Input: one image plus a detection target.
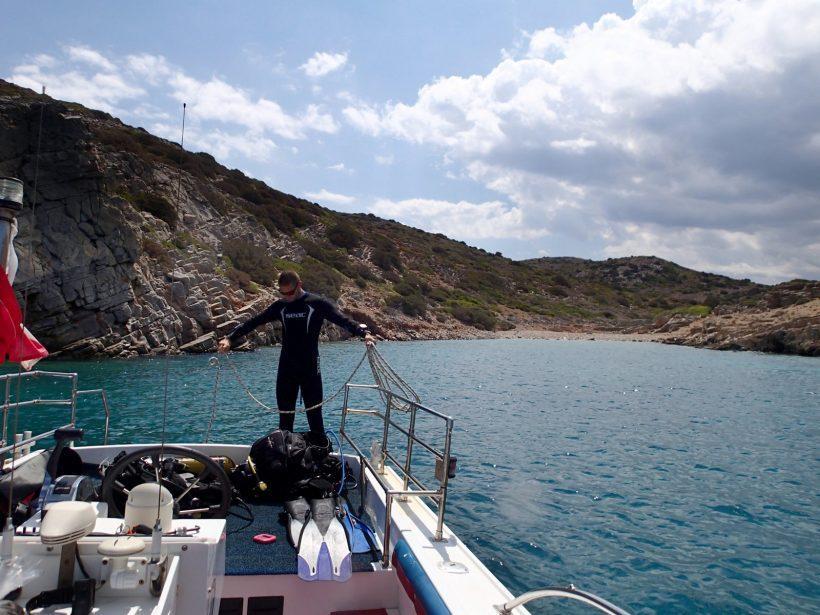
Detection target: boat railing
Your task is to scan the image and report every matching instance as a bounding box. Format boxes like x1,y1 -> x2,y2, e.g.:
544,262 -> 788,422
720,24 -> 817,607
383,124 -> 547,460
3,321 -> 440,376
496,586 -> 630,615
0,370 -> 112,457
339,383 -> 454,568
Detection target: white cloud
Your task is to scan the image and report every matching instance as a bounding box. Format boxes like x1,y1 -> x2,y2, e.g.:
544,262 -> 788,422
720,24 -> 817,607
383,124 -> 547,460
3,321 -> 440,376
300,52 -> 348,77
300,104 -> 338,134
131,103 -> 170,121
375,154 -> 394,165
344,0 -> 820,281
65,45 -> 115,71
196,130 -> 277,161
32,54 -> 56,68
342,104 -> 383,136
327,163 -> 347,172
6,45 -> 341,165
126,53 -> 172,85
369,197 -> 549,240
8,52 -> 144,112
167,73 -> 338,139
305,189 -> 356,205
550,137 -> 596,152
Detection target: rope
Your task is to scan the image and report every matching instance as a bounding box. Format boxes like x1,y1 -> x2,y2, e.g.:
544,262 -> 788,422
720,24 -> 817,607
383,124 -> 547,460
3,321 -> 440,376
203,356 -> 221,442
212,343 -> 420,424
367,346 -> 419,412
219,345 -> 371,414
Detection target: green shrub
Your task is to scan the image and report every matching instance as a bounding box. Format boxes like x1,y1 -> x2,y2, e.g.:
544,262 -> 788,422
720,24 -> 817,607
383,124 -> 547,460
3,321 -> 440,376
301,258 -> 344,299
403,293 -> 427,316
428,287 -> 451,303
553,274 -> 571,288
199,184 -> 230,215
301,239 -> 351,272
446,302 -> 497,330
672,304 -> 711,317
223,239 -> 278,285
141,238 -> 172,268
353,264 -> 377,281
394,276 -> 430,299
173,232 -> 194,249
371,236 -> 402,271
272,258 -> 303,275
327,220 -> 361,249
227,267 -> 256,292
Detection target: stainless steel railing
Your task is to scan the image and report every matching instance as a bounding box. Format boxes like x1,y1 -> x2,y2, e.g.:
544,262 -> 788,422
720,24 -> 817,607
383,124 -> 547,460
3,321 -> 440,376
0,370 -> 112,456
339,383 -> 454,568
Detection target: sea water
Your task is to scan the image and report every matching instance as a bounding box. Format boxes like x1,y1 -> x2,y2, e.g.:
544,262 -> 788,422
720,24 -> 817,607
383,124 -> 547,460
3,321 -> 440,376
3,339 -> 818,613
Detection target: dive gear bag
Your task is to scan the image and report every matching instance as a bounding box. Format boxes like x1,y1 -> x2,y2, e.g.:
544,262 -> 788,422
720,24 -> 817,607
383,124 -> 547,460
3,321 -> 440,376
232,429 -> 336,501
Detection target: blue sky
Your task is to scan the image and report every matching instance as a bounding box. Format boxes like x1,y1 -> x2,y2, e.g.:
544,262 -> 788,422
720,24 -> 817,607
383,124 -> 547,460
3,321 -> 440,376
2,0 -> 819,283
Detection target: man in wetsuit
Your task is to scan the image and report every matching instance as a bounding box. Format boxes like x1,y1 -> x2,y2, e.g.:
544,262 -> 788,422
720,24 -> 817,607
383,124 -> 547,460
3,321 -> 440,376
217,270 -> 375,435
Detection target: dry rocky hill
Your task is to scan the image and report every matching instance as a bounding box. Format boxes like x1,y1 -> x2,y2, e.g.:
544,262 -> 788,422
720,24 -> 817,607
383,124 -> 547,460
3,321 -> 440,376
0,81 -> 816,357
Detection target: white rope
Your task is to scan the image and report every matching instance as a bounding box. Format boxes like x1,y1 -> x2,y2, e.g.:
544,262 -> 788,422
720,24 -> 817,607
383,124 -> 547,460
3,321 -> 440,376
216,343 -> 420,418
368,346 -> 419,412
220,346 -> 371,414
203,356 -> 221,442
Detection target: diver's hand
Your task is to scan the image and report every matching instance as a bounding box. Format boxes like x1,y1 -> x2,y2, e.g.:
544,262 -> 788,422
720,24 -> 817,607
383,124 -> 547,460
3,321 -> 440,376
364,333 -> 377,347
218,338 -> 231,353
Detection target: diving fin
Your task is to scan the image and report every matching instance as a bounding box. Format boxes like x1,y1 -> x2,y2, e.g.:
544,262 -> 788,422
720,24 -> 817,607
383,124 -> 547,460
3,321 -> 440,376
340,502 -> 379,555
285,497 -> 310,547
296,498 -> 351,582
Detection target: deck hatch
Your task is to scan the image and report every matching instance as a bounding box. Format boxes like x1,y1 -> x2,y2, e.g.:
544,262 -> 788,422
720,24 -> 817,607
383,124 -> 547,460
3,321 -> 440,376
247,595 -> 284,615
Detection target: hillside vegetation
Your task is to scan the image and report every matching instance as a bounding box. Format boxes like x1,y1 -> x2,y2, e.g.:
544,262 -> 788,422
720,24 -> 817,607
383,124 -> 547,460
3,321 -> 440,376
1,80 -> 816,356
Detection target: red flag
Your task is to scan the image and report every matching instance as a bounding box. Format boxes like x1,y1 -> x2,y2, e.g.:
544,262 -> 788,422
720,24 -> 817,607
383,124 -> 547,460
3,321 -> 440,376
0,270 -> 47,369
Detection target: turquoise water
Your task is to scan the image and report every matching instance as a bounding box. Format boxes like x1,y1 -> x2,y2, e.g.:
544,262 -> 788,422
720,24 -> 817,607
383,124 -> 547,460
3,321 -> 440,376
3,339 -> 818,613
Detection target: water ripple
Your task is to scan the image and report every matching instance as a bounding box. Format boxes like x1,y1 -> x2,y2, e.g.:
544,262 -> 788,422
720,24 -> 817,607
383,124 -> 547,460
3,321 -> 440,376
7,340 -> 819,614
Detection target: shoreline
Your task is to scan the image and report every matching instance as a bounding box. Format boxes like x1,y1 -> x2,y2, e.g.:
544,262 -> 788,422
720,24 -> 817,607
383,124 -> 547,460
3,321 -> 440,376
483,328 -> 665,343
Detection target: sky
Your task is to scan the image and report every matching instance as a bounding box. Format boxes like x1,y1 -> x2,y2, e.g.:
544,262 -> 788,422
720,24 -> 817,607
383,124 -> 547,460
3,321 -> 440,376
2,0 -> 819,284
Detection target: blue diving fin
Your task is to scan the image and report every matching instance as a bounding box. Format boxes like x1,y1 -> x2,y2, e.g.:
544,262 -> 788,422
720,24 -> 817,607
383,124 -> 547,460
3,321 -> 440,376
340,502 -> 379,555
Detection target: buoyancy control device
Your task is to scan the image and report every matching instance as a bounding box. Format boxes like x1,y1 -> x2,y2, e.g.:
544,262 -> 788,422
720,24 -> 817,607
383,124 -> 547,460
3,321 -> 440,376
231,429 -> 349,501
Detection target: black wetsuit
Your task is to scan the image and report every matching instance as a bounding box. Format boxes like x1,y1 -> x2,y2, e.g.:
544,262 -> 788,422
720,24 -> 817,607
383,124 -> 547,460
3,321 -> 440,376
227,292 -> 367,434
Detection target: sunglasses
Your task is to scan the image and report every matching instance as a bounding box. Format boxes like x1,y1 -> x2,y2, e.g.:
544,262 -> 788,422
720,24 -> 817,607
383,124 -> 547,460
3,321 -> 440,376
278,287 -> 297,296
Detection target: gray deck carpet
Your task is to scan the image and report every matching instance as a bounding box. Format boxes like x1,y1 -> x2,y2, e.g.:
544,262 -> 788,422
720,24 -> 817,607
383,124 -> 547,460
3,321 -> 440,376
225,492 -> 380,576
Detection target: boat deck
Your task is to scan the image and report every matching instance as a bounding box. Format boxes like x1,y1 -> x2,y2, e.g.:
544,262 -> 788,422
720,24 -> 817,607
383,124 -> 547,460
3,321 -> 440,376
225,490 -> 382,576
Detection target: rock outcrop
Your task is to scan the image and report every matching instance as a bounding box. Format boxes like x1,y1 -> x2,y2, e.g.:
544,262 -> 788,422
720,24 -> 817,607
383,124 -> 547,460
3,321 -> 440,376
661,304 -> 818,356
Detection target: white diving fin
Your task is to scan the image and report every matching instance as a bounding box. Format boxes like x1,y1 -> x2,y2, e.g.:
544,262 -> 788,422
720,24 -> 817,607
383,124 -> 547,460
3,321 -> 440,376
291,497 -> 351,582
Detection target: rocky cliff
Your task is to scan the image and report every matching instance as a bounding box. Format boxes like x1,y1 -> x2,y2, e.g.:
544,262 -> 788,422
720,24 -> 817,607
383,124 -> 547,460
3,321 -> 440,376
1,81 -> 816,357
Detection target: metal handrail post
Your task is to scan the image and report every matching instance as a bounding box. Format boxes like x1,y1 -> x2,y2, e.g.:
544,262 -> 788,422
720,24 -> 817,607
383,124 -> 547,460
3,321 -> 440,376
380,391 -> 392,475
101,390 -> 111,445
69,374 -> 78,425
401,404 -> 417,495
434,418 -> 454,542
74,388 -> 113,445
2,377 -> 10,445
341,385 -> 367,516
382,493 -> 393,568
340,384 -> 350,436
357,451 -> 367,518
